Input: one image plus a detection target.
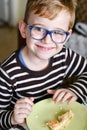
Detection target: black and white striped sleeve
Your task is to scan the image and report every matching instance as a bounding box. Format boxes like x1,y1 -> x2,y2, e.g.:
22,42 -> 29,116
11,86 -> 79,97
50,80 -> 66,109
0,67 -> 13,129
65,48 -> 87,105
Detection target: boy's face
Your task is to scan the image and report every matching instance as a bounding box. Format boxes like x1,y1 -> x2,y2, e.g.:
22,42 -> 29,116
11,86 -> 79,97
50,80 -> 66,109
19,10 -> 72,61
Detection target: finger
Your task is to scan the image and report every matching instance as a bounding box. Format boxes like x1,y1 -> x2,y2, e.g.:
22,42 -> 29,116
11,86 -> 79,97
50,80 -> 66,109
13,106 -> 33,124
68,96 -> 77,104
14,113 -> 27,124
29,97 -> 34,101
16,97 -> 34,106
54,91 -> 66,103
47,89 -> 56,94
53,89 -> 65,100
61,92 -> 72,103
14,107 -> 32,115
15,102 -> 33,113
23,97 -> 34,105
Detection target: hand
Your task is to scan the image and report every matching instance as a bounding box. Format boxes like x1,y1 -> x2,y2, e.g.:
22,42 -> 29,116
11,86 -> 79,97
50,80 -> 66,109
47,89 -> 78,104
11,97 -> 34,125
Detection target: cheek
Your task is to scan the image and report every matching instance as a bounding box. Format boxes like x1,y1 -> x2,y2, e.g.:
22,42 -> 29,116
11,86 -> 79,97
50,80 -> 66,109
26,29 -> 31,38
26,31 -> 32,44
56,44 -> 64,52
26,35 -> 36,51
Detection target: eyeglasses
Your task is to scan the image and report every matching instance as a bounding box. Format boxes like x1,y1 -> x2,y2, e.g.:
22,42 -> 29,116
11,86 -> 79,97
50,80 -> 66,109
28,25 -> 70,44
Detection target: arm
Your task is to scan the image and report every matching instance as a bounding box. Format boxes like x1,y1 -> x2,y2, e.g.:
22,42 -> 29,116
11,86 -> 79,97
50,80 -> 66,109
0,67 -> 14,129
0,67 -> 34,129
48,48 -> 87,105
67,71 -> 87,105
64,48 -> 87,105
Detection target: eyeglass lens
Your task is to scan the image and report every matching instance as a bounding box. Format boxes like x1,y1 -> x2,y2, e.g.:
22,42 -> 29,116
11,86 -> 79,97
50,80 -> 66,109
29,26 -> 69,43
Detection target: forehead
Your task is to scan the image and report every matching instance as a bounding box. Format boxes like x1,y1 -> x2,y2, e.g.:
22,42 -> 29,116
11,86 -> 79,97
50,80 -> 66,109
27,11 -> 71,30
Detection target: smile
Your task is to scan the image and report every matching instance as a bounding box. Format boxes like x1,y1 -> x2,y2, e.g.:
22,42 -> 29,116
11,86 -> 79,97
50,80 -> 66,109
36,45 -> 54,51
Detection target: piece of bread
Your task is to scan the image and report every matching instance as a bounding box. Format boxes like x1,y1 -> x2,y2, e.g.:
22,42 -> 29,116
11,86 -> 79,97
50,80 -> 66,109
47,110 -> 74,130
47,120 -> 60,130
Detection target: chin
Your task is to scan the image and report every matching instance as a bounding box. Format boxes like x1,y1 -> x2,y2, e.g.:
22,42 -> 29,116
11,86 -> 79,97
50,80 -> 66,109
38,53 -> 55,60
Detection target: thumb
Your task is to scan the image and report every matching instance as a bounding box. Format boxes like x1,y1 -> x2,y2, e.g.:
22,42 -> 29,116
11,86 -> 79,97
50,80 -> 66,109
47,89 -> 55,94
30,97 -> 34,102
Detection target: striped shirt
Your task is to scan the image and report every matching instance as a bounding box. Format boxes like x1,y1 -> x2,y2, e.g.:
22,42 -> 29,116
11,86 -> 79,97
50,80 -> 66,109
0,46 -> 87,129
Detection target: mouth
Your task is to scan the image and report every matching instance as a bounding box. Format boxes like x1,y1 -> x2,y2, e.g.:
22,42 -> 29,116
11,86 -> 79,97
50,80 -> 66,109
36,44 -> 54,51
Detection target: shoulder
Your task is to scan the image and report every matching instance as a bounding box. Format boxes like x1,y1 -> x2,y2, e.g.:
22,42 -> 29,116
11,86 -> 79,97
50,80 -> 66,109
0,51 -> 20,75
53,46 -> 86,65
63,46 -> 87,68
53,46 -> 73,60
1,51 -> 17,67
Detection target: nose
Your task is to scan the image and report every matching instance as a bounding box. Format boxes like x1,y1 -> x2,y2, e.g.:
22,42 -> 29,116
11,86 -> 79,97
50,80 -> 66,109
42,33 -> 53,44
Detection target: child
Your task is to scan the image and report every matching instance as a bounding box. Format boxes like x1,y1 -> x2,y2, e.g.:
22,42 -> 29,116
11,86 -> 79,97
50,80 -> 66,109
0,0 -> 87,129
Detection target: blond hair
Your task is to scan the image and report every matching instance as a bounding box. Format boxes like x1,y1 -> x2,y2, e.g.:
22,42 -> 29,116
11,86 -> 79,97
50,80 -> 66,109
24,0 -> 77,29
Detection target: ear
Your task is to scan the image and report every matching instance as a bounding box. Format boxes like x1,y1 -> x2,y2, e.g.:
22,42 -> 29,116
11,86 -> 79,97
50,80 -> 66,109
19,20 -> 27,38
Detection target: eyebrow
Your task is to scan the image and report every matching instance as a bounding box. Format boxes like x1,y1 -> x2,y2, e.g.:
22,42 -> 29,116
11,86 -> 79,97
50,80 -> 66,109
29,23 -> 68,32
